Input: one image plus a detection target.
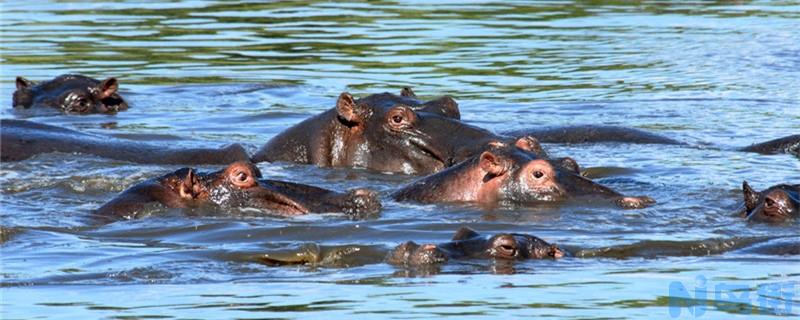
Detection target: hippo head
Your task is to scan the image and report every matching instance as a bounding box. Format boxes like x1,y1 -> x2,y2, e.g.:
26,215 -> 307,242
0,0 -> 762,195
452,227 -> 565,260
14,76 -> 128,114
60,77 -> 127,114
201,162 -> 381,216
475,141 -> 653,208
386,227 -> 565,267
742,181 -> 799,223
333,92 -> 493,174
485,233 -> 565,259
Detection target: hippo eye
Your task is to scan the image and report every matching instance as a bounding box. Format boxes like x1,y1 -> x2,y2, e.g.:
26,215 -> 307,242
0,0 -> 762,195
236,172 -> 248,182
229,169 -> 256,188
387,107 -> 416,129
74,98 -> 90,111
764,197 -> 775,208
532,170 -> 544,179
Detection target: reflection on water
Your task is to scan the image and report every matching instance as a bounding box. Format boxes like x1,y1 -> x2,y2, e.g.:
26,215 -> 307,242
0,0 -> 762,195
1,0 -> 799,319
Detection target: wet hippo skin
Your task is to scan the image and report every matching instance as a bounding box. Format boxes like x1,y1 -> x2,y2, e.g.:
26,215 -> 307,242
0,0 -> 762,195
252,90 -> 501,175
1,119 -> 248,164
508,126 -> 799,157
741,181 -> 799,223
13,74 -> 128,114
504,125 -> 684,145
392,139 -> 655,209
387,227 -> 565,267
739,134 -> 800,157
96,161 -> 381,220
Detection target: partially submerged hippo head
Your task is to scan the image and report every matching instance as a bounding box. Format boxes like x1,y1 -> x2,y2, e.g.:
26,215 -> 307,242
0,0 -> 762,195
13,74 -> 128,114
392,140 -> 654,209
253,89 -> 499,175
204,162 -> 381,216
96,161 -> 381,220
742,181 -> 799,223
387,227 -> 565,267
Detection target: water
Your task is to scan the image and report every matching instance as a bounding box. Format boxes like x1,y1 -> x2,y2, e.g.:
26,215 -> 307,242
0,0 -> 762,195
1,1 -> 799,319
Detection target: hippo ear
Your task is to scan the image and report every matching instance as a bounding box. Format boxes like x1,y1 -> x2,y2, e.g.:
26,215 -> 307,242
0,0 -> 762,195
556,157 -> 580,174
177,168 -> 199,200
400,87 -> 417,98
743,181 -> 759,211
479,151 -> 507,176
95,77 -> 119,99
421,96 -> 460,119
515,136 -> 547,158
452,227 -> 481,241
16,77 -> 33,90
336,92 -> 362,123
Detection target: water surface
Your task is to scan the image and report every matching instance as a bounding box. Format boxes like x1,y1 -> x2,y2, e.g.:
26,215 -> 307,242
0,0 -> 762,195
1,1 -> 799,319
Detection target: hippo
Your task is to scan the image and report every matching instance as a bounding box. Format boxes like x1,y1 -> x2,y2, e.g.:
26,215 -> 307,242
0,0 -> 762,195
741,181 -> 799,223
508,127 -> 799,157
253,87 -> 719,175
96,161 -> 381,219
252,90 -> 503,175
392,139 -> 655,209
13,74 -> 128,114
739,134 -> 800,157
504,125 -> 684,145
1,119 -> 248,164
386,227 -> 565,267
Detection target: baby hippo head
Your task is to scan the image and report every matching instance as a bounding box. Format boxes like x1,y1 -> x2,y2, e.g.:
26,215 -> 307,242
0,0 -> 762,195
486,233 -> 565,260
14,75 -> 128,114
742,181 -> 799,223
61,77 -> 127,114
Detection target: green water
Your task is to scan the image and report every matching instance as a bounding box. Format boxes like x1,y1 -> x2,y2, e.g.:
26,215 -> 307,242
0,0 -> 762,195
1,1 -> 799,319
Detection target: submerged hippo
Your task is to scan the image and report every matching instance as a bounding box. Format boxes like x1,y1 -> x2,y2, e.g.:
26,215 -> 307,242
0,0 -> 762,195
252,90 -> 502,175
97,161 -> 381,219
504,125 -> 683,145
1,119 -> 248,164
741,181 -> 799,223
392,139 -> 655,209
387,227 -> 565,267
739,134 -> 800,157
13,74 -> 128,114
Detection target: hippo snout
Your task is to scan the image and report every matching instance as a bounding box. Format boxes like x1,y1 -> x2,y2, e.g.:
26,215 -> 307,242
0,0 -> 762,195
341,188 -> 382,219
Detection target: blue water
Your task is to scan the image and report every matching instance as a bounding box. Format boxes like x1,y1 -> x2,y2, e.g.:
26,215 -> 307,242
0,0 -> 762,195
1,1 -> 799,319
